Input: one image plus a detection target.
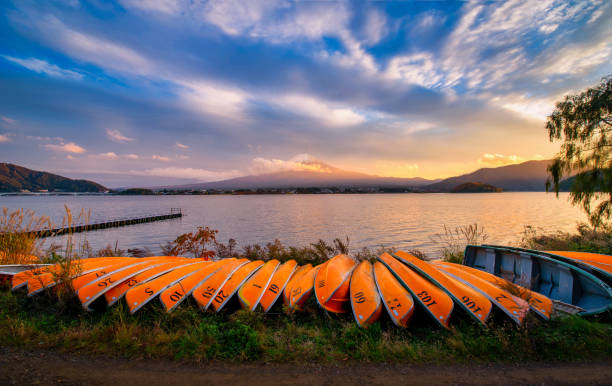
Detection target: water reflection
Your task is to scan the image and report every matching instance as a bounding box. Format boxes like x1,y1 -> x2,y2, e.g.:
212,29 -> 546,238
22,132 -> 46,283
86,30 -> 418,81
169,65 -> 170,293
0,193 -> 585,258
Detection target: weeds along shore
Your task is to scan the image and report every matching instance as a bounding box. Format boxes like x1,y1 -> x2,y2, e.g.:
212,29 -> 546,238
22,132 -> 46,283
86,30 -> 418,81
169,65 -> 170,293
1,207 -> 611,363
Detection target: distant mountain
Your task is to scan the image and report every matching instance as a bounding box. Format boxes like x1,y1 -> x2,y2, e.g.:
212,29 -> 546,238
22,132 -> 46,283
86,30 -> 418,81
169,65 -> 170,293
161,160 -> 439,191
425,160 -> 552,192
451,182 -> 503,193
0,163 -> 107,192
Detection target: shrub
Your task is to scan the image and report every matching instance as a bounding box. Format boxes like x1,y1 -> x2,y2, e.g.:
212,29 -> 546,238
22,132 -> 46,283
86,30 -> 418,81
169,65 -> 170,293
520,223 -> 612,254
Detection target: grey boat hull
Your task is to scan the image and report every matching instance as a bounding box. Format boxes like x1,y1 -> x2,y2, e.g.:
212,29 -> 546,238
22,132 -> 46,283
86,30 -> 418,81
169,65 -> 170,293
463,245 -> 612,316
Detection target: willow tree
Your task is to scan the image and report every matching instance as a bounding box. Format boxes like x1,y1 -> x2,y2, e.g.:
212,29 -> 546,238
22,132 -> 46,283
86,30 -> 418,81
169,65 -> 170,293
546,75 -> 612,227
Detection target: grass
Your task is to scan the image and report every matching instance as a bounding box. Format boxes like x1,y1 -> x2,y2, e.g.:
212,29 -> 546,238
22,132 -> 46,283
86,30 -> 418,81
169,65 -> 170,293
0,287 -> 610,363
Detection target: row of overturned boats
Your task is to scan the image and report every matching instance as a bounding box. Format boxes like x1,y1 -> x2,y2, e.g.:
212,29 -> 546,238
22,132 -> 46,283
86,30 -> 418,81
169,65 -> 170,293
2,245 -> 611,328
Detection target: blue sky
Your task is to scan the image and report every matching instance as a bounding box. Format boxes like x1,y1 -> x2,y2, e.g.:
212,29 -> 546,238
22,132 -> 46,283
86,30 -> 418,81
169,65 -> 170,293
0,0 -> 610,187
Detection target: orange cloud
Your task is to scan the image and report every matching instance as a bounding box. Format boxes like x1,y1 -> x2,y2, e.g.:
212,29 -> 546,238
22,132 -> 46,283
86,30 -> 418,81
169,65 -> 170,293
44,141 -> 86,154
477,153 -> 523,166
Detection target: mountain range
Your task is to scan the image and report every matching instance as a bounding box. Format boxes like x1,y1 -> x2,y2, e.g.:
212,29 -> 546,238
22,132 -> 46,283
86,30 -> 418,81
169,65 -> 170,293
0,163 -> 107,193
161,159 -> 555,192
163,160 -> 438,191
1,159 -> 562,193
424,160 -> 553,192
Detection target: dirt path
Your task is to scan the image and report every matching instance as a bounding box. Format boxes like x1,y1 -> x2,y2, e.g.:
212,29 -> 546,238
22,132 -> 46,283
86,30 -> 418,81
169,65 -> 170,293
1,347 -> 610,385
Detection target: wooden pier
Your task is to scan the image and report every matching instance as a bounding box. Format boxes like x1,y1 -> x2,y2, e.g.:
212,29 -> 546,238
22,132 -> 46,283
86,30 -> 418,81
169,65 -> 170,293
34,208 -> 182,238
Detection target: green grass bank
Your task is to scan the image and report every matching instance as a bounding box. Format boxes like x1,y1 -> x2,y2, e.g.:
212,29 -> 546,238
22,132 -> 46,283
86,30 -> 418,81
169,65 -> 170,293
1,286 -> 610,364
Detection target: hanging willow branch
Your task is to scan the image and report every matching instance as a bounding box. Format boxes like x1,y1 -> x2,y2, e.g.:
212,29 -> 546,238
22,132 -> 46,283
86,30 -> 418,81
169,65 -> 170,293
546,75 -> 612,227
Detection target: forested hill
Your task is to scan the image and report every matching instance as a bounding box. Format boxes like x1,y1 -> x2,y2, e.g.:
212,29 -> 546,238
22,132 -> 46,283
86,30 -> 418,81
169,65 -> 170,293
425,160 -> 552,192
0,163 -> 107,192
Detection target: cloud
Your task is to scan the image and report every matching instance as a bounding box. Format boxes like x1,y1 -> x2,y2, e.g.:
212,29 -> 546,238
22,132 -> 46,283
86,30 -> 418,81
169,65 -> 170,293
477,153 -> 524,167
1,115 -> 16,124
248,154 -> 333,174
27,135 -> 64,141
203,0 -> 283,37
276,94 -> 366,127
106,128 -> 134,143
152,155 -> 171,161
2,55 -> 83,79
140,167 -> 242,182
440,0 -> 600,90
44,141 -> 86,153
0,134 -> 11,143
361,9 -> 388,46
179,80 -> 248,119
125,154 -> 139,159
529,40 -> 612,79
119,0 -> 181,15
493,93 -> 558,121
26,16 -> 152,76
385,53 -> 444,88
175,142 -> 189,149
90,152 -> 119,160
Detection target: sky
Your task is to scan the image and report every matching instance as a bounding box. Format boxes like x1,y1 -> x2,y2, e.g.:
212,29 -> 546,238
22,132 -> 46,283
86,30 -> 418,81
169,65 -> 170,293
0,0 -> 611,188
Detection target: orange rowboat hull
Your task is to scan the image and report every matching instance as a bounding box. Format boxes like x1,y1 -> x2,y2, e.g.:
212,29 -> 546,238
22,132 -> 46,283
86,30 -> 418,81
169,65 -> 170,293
350,261 -> 382,327
125,261 -> 210,313
259,260 -> 298,312
210,260 -> 264,312
238,259 -> 280,311
289,263 -> 326,311
373,261 -> 414,328
105,261 -> 194,306
77,258 -> 171,310
314,254 -> 356,313
159,261 -> 226,312
432,261 -> 529,325
192,259 -> 249,310
283,264 -> 312,306
393,251 -> 492,327
378,253 -> 453,329
438,262 -> 552,320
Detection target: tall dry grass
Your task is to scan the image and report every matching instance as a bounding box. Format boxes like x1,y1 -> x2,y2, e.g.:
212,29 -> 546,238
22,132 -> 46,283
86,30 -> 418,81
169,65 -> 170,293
429,223 -> 488,263
0,206 -> 94,302
0,208 -> 51,264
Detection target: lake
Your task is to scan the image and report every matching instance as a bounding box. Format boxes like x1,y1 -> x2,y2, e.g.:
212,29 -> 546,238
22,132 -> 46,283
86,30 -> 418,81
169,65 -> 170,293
0,193 -> 585,258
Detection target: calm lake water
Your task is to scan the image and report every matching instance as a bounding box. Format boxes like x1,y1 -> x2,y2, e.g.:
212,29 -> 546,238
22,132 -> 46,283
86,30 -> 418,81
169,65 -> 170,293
0,193 -> 585,258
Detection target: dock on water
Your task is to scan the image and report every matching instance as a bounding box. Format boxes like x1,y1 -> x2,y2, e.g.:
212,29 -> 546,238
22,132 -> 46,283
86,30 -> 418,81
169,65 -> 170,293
34,208 -> 182,238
